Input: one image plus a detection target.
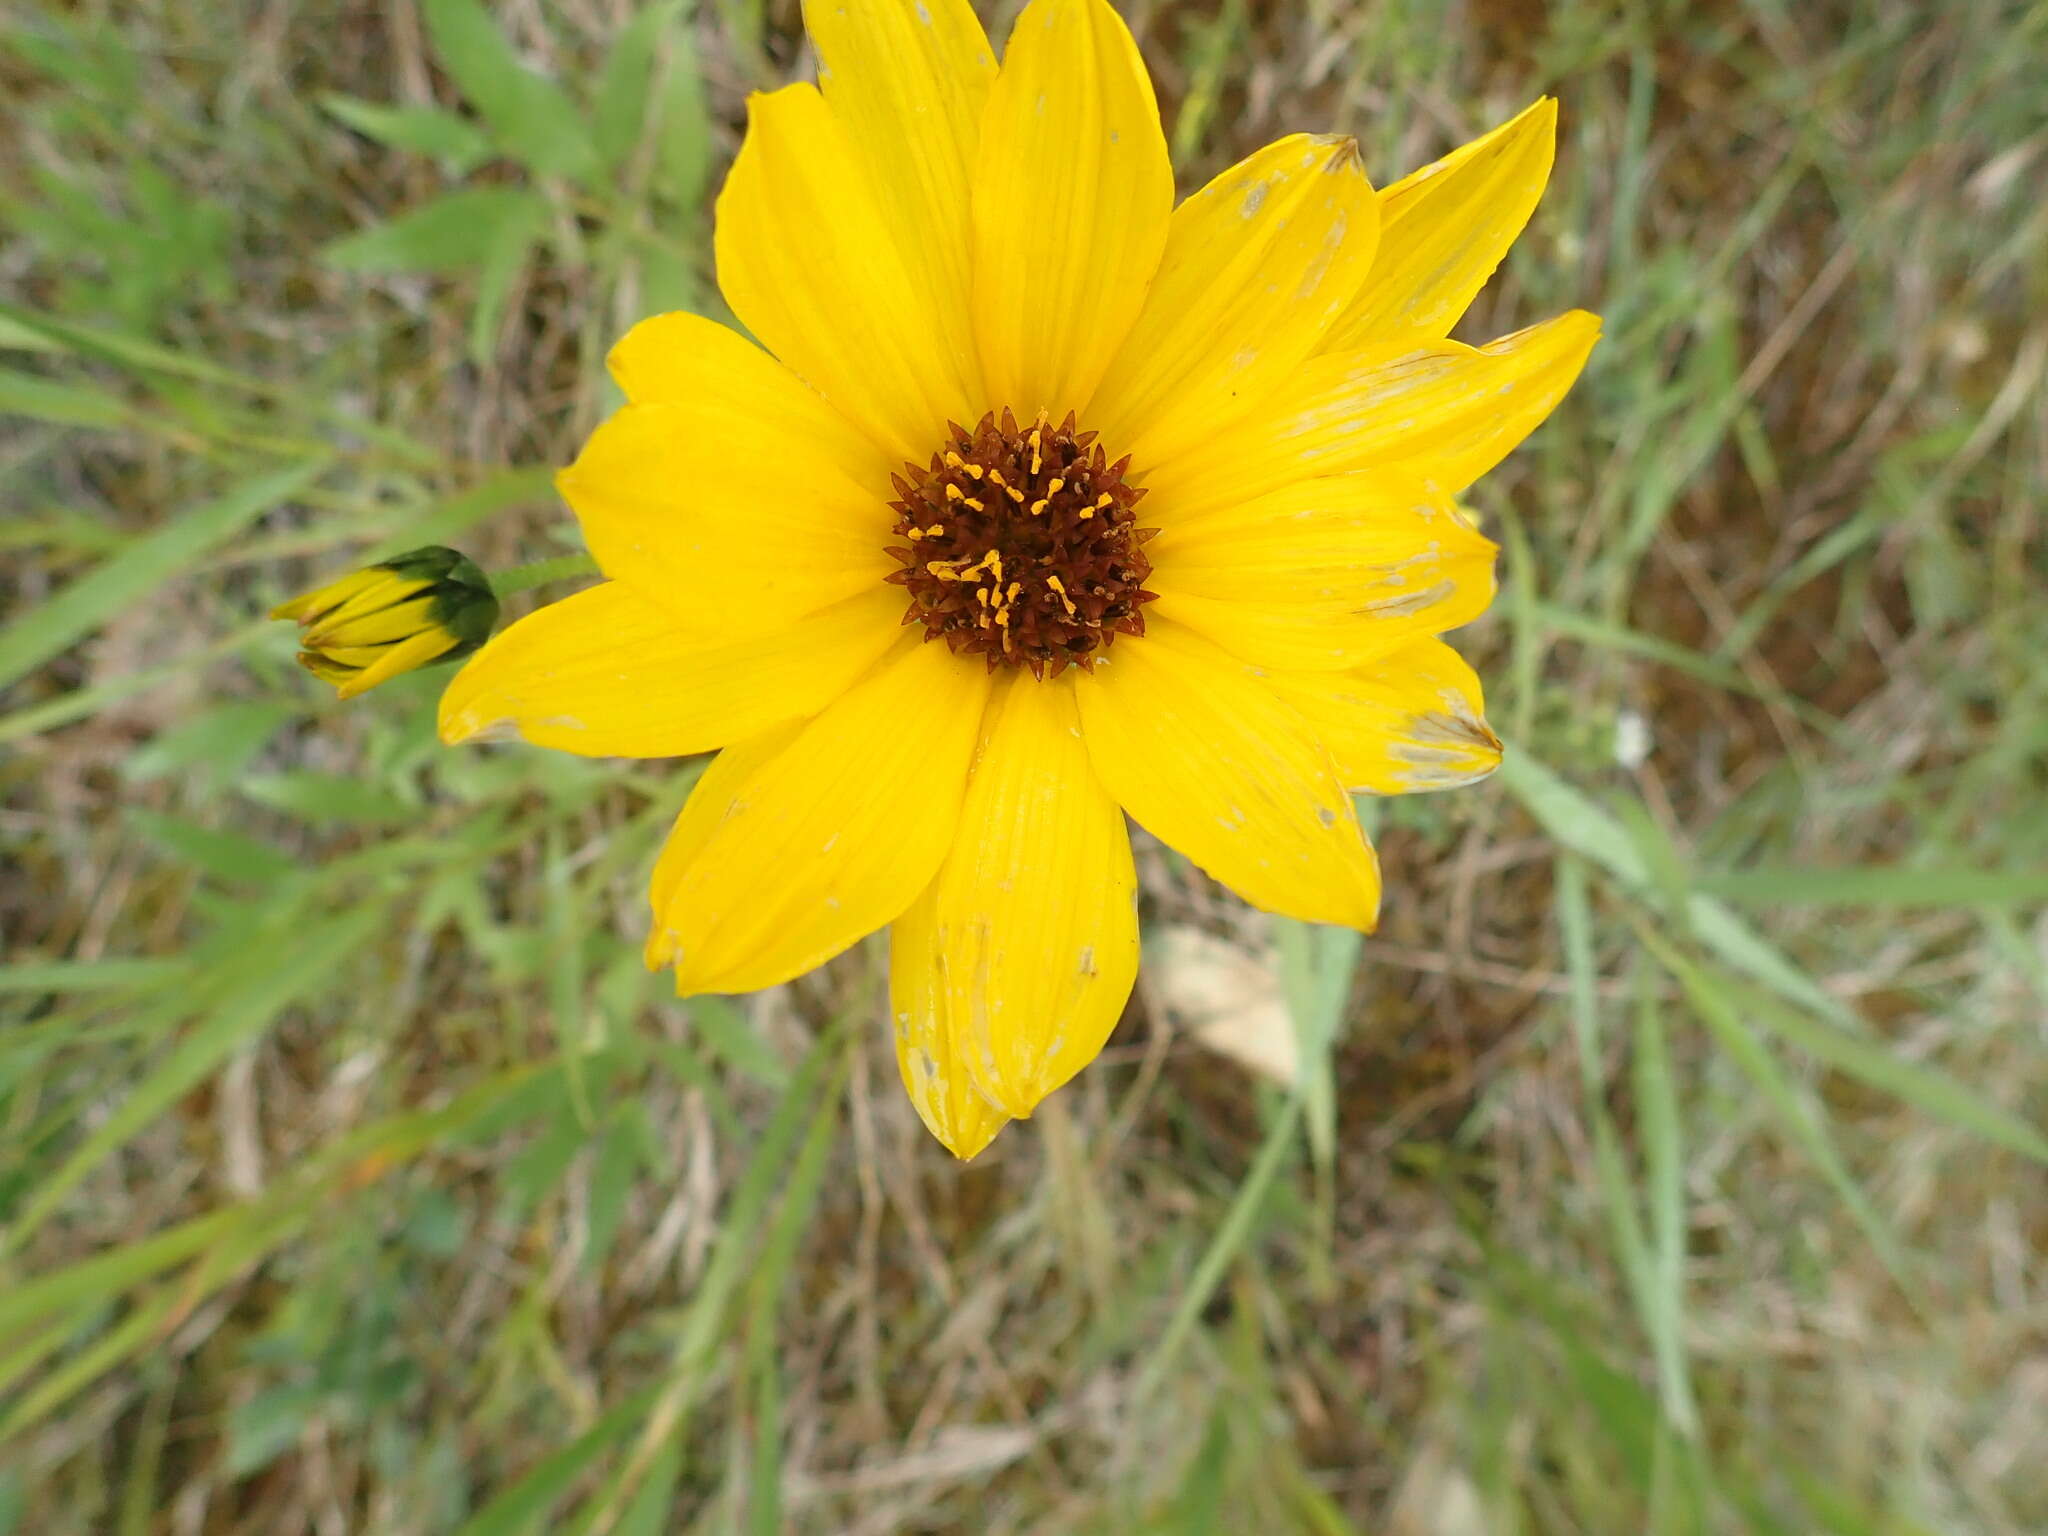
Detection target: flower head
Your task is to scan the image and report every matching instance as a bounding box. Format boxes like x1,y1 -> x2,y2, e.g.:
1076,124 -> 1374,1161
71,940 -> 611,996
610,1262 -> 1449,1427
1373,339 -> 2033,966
439,0 -> 1598,1158
275,546 -> 498,700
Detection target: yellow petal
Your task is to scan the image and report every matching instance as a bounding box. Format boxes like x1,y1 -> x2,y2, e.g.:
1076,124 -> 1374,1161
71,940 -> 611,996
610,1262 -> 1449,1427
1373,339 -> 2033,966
645,721 -> 806,969
1269,639 -> 1502,794
971,0 -> 1172,417
888,914 -> 1012,1158
315,644 -> 403,668
604,312 -> 893,491
1076,621 -> 1379,928
1088,134 -> 1381,470
559,401 -> 895,645
1149,476 -> 1498,661
334,627 -> 458,700
1151,469 -> 1453,563
310,594 -> 438,649
1322,97 -> 1557,352
1149,494 -> 1498,672
284,568 -> 430,631
890,674 -> 1138,1141
1144,310 -> 1600,517
437,581 -> 903,757
650,638 -> 992,995
805,0 -> 995,407
272,566 -> 421,624
298,653 -> 356,688
1150,570 -> 1491,673
715,83 -> 977,464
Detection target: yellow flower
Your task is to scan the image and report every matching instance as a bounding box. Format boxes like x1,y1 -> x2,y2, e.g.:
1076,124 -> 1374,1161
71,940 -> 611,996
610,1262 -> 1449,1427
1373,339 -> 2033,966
438,0 -> 1598,1158
274,546 -> 498,700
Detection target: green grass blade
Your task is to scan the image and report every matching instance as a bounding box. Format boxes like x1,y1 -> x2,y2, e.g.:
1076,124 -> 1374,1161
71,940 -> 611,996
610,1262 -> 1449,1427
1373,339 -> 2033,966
0,457 -> 327,692
1722,970 -> 2048,1164
0,1207 -> 247,1338
1556,857 -> 1655,1377
472,1027 -> 847,1536
1497,749 -> 1858,1027
0,959 -> 182,995
1696,865 -> 2048,907
1632,973 -> 1699,1437
1136,1095 -> 1303,1404
1,904 -> 380,1252
453,1385 -> 664,1536
1632,922 -> 1923,1307
0,301 -> 258,390
741,1057 -> 839,1536
1273,917 -> 1361,1173
0,366 -> 131,428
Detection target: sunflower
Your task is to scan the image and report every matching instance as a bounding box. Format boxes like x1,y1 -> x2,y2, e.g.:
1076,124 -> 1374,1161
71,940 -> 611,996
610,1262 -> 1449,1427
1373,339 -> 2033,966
438,0 -> 1598,1158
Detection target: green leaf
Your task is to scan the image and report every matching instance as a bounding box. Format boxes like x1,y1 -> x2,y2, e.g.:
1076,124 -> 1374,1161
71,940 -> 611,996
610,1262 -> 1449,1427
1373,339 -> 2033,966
467,197 -> 539,363
687,997 -> 789,1088
123,699 -> 297,793
590,2 -> 677,172
583,1109 -> 648,1273
224,1384 -> 322,1476
503,1113 -> 590,1214
320,94 -> 493,173
324,187 -> 548,276
650,20 -> 713,208
127,808 -> 296,884
238,773 -> 415,826
0,458 -> 328,693
420,0 -> 599,183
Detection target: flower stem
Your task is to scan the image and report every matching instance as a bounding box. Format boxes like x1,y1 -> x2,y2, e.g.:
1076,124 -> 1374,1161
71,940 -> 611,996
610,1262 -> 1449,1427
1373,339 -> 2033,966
489,552 -> 599,596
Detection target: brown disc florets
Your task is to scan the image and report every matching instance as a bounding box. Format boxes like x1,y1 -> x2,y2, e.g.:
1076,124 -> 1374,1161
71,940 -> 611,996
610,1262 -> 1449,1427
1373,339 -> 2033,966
885,409 -> 1159,678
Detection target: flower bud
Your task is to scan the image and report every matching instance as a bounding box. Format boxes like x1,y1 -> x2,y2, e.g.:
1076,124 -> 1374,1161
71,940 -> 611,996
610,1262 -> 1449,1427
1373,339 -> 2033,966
272,546 -> 499,700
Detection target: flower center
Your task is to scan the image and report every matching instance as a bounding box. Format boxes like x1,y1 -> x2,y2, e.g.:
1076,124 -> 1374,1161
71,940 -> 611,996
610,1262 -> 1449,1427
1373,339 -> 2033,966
884,409 -> 1159,678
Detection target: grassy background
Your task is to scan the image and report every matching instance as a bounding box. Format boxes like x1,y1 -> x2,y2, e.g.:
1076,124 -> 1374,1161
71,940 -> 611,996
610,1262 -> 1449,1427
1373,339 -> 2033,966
4,0 -> 2046,1530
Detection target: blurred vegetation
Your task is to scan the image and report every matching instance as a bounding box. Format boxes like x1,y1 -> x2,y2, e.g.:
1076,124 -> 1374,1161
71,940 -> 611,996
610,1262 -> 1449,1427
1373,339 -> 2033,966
3,0 -> 2045,1531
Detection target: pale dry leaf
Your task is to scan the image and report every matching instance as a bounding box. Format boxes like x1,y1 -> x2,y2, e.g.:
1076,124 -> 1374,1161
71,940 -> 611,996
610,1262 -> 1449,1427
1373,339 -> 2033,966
1388,1440 -> 1490,1536
1149,923 -> 1298,1086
